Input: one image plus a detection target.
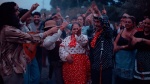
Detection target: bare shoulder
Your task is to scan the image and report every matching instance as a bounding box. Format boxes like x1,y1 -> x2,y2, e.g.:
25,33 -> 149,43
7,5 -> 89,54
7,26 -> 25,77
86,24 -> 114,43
131,28 -> 138,36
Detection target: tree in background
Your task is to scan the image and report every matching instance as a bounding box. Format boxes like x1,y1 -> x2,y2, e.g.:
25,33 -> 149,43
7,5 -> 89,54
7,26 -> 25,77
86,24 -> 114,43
49,0 -> 150,22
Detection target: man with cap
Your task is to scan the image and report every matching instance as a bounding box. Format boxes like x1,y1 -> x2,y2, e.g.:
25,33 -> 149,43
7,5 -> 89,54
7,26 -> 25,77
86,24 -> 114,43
42,19 -> 68,84
42,20 -> 64,49
65,15 -> 70,23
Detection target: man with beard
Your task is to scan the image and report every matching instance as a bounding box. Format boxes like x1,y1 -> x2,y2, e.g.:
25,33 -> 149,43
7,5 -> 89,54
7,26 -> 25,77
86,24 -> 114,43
19,8 -> 41,84
30,12 -> 42,32
29,12 -> 43,74
0,2 -> 58,84
88,3 -> 114,84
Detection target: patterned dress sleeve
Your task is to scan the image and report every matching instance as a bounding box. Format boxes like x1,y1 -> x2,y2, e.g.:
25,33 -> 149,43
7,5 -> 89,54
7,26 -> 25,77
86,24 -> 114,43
59,37 -> 69,61
4,26 -> 43,43
76,34 -> 88,47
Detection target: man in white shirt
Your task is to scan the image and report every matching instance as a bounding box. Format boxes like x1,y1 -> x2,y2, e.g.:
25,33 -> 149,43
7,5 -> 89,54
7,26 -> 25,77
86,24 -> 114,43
42,19 -> 68,84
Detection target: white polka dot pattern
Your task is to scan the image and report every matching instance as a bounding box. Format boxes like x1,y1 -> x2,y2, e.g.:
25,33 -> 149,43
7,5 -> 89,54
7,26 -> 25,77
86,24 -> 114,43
59,34 -> 88,61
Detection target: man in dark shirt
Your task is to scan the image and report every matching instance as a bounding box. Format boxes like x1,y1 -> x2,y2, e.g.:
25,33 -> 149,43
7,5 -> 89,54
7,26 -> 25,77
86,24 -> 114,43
88,5 -> 114,84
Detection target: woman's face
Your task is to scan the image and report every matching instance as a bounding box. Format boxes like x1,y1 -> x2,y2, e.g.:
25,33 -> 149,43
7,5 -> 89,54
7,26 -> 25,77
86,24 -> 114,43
77,16 -> 83,25
143,18 -> 150,32
14,4 -> 20,18
72,24 -> 80,35
125,18 -> 134,29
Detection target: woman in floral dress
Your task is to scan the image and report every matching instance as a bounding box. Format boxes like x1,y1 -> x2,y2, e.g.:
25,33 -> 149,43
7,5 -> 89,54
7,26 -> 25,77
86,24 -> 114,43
59,23 -> 90,84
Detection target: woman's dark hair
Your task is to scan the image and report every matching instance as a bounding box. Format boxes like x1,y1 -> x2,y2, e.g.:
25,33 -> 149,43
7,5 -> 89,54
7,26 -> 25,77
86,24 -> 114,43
0,2 -> 20,31
128,16 -> 136,23
127,16 -> 136,26
70,22 -> 81,30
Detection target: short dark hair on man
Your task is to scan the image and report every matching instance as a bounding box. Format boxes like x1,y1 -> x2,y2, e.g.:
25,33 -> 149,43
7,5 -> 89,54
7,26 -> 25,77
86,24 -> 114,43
32,12 -> 41,17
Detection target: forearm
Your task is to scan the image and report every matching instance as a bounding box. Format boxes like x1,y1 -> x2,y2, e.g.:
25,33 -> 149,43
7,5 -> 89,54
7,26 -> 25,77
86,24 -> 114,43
42,36 -> 57,49
120,45 -> 128,49
142,38 -> 150,46
43,29 -> 62,49
20,10 -> 33,23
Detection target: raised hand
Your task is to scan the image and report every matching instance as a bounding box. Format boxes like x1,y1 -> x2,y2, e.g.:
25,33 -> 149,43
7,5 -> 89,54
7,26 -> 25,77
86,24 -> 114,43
20,3 -> 39,23
46,26 -> 58,35
91,2 -> 101,17
56,6 -> 61,13
52,12 -> 62,20
60,21 -> 68,31
30,3 -> 39,11
84,7 -> 92,17
87,7 -> 92,14
85,14 -> 93,25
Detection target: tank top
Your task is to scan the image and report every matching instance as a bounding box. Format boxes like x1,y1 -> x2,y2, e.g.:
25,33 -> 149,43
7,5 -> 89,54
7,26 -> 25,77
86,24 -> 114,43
117,30 -> 129,46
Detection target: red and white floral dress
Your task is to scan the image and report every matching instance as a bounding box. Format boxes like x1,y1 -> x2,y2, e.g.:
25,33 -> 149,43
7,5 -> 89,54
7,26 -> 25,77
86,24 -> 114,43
59,34 -> 90,84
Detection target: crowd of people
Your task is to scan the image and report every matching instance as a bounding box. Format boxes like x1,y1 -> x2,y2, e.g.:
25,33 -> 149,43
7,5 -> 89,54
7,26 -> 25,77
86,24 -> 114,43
0,1 -> 150,84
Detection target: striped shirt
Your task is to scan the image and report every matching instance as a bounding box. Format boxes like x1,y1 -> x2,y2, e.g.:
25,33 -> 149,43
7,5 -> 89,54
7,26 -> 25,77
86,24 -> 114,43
0,25 -> 43,76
